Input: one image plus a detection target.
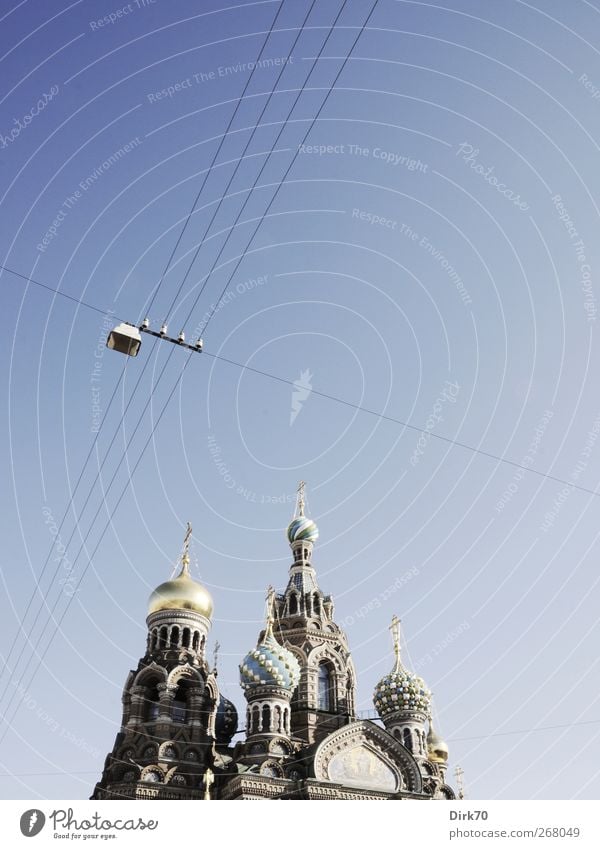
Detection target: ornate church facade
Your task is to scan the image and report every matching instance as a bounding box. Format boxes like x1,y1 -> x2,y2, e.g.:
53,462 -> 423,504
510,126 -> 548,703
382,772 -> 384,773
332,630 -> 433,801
92,486 -> 456,801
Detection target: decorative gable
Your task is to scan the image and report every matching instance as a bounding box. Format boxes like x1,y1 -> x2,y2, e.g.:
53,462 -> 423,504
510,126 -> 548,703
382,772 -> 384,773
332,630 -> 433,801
312,720 -> 423,794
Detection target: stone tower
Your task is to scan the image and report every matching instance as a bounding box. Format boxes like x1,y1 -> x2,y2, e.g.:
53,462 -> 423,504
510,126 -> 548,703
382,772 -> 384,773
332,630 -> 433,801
234,587 -> 301,774
92,524 -> 219,800
373,615 -> 453,798
273,482 -> 357,745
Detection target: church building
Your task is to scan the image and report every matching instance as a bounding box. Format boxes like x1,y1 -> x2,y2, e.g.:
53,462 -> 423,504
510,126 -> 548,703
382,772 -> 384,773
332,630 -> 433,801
92,485 -> 456,800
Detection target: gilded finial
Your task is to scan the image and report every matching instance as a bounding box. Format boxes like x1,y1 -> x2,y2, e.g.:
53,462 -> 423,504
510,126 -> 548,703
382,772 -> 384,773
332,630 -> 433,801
295,480 -> 306,518
180,521 -> 192,574
455,765 -> 465,799
203,767 -> 214,800
390,615 -> 402,672
265,585 -> 276,637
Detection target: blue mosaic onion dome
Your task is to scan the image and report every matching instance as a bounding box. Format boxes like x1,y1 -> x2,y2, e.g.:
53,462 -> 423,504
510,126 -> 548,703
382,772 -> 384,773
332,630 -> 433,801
215,695 -> 238,745
240,630 -> 300,692
287,516 -> 319,545
373,666 -> 432,718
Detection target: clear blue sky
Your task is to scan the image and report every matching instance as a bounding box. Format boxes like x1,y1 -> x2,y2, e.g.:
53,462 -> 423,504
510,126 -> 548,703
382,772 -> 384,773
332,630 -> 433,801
1,0 -> 600,800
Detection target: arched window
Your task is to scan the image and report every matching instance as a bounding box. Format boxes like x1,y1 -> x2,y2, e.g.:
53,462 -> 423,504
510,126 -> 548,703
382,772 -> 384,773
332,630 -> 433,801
159,627 -> 167,649
289,594 -> 298,615
403,728 -> 413,752
318,663 -> 333,711
170,626 -> 179,648
274,705 -> 282,733
192,631 -> 199,651
252,705 -> 260,734
313,593 -> 320,615
346,673 -> 354,715
172,682 -> 189,723
143,681 -> 160,721
182,628 -> 190,649
262,704 -> 271,732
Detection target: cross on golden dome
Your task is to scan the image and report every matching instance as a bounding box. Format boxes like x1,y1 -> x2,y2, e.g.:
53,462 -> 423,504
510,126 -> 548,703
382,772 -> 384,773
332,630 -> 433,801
181,521 -> 192,572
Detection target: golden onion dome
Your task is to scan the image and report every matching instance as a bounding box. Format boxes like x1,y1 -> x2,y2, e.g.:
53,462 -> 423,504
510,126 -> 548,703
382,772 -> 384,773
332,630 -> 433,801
148,557 -> 213,619
427,722 -> 449,764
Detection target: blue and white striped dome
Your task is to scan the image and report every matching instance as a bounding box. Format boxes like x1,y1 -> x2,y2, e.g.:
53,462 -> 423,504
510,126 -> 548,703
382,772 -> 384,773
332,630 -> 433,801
287,516 -> 319,544
240,632 -> 300,692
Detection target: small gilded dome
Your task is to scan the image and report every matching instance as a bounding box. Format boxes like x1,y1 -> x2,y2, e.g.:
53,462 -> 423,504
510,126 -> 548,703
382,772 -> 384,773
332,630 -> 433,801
287,516 -> 319,544
215,695 -> 238,745
374,667 -> 431,718
148,566 -> 213,619
427,723 -> 449,764
240,630 -> 300,692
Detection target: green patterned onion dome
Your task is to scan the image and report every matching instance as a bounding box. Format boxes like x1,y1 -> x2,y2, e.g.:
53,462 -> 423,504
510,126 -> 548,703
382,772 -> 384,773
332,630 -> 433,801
287,516 -> 319,544
373,668 -> 431,718
240,632 -> 300,692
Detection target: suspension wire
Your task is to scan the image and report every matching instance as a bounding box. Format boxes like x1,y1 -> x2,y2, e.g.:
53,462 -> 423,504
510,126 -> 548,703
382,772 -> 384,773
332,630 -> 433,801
185,0 -> 360,340
0,264 -> 134,690
204,353 -> 600,496
3,262 -> 600,500
0,2 -> 288,694
0,353 -> 193,747
8,4 -> 593,732
0,0 -> 349,718
143,0 -> 287,323
0,0 -> 326,707
198,0 -> 378,338
3,716 -> 600,777
0,1 -> 360,740
0,366 -> 131,640
1,264 -> 116,317
152,0 -> 321,332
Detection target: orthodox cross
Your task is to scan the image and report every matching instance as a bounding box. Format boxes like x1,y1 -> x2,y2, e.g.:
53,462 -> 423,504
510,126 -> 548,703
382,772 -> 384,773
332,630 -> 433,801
265,585 -> 276,633
181,521 -> 192,571
455,765 -> 465,799
390,614 -> 402,669
296,480 -> 306,517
